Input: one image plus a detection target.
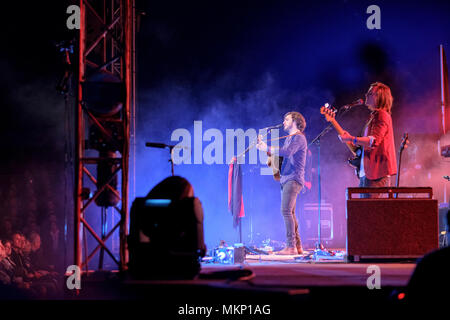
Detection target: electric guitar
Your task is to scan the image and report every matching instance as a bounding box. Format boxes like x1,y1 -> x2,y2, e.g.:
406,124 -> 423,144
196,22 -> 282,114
320,104 -> 362,177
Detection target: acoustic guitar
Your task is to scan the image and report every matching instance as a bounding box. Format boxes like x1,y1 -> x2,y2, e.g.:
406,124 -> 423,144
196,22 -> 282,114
267,153 -> 283,181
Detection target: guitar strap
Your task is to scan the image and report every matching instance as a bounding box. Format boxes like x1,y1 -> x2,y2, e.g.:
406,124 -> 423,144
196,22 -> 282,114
359,111 -> 376,137
360,113 -> 375,137
261,131 -> 303,143
233,131 -> 303,163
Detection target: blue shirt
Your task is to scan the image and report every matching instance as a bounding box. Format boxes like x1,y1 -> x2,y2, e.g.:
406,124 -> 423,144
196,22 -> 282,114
278,133 -> 307,187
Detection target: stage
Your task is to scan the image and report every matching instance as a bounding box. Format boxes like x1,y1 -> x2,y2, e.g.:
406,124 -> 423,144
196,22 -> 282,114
203,257 -> 415,288
68,252 -> 417,311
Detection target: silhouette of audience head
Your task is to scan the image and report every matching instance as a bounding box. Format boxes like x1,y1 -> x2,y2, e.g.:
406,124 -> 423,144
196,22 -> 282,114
2,240 -> 12,257
29,232 -> 41,252
0,241 -> 5,260
405,209 -> 450,304
12,233 -> 24,251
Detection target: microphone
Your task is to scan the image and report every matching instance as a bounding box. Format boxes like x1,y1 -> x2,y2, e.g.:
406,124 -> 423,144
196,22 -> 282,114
145,142 -> 189,150
263,124 -> 283,130
145,142 -> 174,149
342,98 -> 364,110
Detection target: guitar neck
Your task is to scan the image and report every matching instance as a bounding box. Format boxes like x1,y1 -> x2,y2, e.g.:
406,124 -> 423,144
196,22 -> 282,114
329,118 -> 345,135
330,119 -> 357,155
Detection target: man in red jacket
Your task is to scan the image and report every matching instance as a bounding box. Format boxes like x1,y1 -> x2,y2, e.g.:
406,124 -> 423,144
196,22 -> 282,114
339,82 -> 397,198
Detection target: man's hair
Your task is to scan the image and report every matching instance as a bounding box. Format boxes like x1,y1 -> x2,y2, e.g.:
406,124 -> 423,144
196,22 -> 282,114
370,82 -> 393,114
284,111 -> 306,132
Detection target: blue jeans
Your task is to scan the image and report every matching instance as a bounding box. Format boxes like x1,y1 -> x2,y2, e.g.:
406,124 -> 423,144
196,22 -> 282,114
359,176 -> 390,198
280,180 -> 302,248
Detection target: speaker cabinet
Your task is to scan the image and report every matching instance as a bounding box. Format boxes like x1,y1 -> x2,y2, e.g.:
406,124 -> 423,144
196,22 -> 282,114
302,202 -> 334,242
346,187 -> 439,261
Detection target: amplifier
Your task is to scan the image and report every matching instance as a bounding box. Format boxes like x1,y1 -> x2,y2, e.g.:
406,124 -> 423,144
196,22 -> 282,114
302,202 -> 333,241
346,187 -> 439,261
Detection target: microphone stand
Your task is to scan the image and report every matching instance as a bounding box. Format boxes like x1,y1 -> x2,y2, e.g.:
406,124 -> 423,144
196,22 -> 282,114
230,128 -> 274,245
309,125 -> 332,257
169,145 -> 175,176
229,126 -> 279,246
145,142 -> 177,176
308,105 -> 354,259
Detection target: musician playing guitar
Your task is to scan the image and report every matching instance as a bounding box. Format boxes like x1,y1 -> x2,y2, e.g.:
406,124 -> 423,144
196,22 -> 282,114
256,112 -> 307,255
338,82 -> 397,198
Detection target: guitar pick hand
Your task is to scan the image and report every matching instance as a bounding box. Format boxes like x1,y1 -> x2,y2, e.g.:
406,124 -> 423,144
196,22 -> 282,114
256,134 -> 268,152
338,131 -> 354,143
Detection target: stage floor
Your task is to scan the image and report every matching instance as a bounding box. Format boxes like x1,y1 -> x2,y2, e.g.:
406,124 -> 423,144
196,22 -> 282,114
201,257 -> 416,287
65,254 -> 419,310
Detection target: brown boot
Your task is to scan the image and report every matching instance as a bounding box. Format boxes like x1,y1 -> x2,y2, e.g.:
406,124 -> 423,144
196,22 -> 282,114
296,246 -> 304,255
275,247 -> 298,255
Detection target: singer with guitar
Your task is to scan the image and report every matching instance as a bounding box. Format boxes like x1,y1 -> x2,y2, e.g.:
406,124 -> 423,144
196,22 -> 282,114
256,112 -> 307,255
338,82 -> 397,198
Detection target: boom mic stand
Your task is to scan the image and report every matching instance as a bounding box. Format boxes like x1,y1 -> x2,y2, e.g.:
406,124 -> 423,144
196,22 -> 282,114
309,125 -> 332,257
308,105 -> 353,259
56,38 -> 75,272
230,128 -> 273,245
145,142 -> 178,176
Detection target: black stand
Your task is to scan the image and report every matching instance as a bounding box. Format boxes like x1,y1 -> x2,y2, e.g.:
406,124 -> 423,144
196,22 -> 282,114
309,126 -> 332,257
230,128 -> 273,247
145,142 -> 177,176
98,207 -> 107,269
246,166 -> 258,246
234,155 -> 245,244
56,39 -> 75,272
394,133 -> 409,198
308,105 -> 353,259
239,217 -> 242,244
395,133 -> 409,188
169,145 -> 175,176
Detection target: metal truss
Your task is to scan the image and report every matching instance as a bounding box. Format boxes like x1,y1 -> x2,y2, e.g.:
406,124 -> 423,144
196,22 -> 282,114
75,0 -> 135,271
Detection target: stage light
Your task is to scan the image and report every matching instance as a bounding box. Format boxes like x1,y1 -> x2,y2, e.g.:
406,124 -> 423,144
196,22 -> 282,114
88,121 -> 124,153
128,195 -> 206,279
81,187 -> 91,200
83,74 -> 124,148
212,244 -> 245,264
94,150 -> 120,208
82,71 -> 124,117
82,71 -> 125,208
145,199 -> 172,207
